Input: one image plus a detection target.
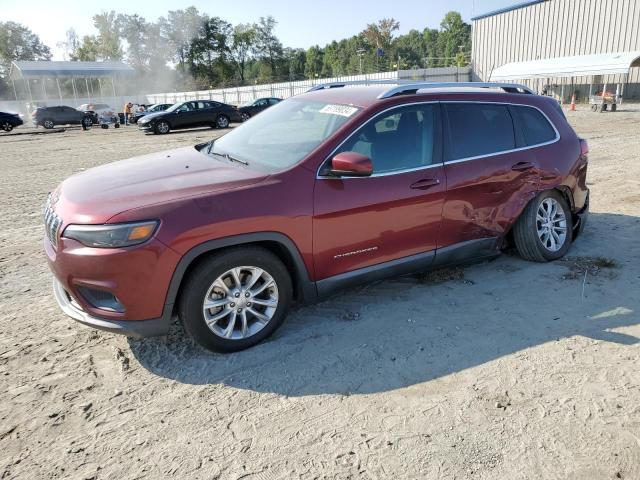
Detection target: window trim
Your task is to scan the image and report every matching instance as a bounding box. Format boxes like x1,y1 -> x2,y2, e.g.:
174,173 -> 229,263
317,101 -> 442,179
317,100 -> 560,179
441,101 -> 560,166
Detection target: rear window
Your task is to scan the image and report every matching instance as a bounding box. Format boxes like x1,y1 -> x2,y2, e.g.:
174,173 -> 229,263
444,103 -> 515,160
513,106 -> 557,146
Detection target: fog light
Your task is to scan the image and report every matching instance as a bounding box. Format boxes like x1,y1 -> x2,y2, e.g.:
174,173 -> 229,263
77,287 -> 125,313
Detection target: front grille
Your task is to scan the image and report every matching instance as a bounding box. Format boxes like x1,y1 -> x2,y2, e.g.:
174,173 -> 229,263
43,194 -> 62,248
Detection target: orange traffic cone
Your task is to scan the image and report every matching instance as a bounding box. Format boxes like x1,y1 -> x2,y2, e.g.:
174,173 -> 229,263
570,93 -> 576,111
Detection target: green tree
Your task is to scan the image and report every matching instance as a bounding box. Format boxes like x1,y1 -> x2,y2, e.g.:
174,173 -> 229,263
92,11 -> 123,60
253,16 -> 283,79
0,21 -> 51,77
161,7 -> 207,71
438,11 -> 471,66
395,29 -> 426,69
187,17 -> 233,87
117,14 -> 149,68
230,24 -> 256,84
305,45 -> 324,78
75,35 -> 100,61
57,28 -> 80,61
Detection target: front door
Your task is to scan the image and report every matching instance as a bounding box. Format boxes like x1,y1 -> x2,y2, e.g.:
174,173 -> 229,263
313,103 -> 446,280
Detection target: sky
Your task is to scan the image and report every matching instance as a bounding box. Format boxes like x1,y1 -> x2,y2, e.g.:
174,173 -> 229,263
1,0 -> 518,60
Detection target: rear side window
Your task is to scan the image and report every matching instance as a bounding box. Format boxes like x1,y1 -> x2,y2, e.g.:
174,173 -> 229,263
513,106 -> 557,146
444,103 -> 515,160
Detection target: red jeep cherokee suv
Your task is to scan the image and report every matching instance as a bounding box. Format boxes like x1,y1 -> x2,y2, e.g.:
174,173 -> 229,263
44,81 -> 589,352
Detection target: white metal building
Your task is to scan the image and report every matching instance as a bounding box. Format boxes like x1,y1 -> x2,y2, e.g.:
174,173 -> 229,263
471,0 -> 640,100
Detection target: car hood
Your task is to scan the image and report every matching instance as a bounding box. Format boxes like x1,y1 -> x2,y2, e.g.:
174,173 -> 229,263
138,111 -> 166,122
55,146 -> 268,224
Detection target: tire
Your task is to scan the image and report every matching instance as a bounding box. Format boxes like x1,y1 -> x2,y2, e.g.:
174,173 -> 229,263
114,123 -> 120,129
241,112 -> 250,122
155,120 -> 170,134
43,119 -> 55,129
611,104 -> 617,112
590,104 -> 598,112
2,122 -> 13,132
179,247 -> 293,353
513,190 -> 573,262
81,117 -> 92,130
101,124 -> 108,129
215,115 -> 230,129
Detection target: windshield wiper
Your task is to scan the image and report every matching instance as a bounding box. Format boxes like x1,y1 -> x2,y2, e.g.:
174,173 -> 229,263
225,153 -> 249,166
207,149 -> 249,166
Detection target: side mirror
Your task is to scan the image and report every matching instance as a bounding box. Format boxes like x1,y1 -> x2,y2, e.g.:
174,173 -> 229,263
330,151 -> 373,177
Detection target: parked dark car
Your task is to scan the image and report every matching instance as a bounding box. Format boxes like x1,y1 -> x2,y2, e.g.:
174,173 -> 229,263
45,81 -> 589,353
130,103 -> 173,124
238,97 -> 281,121
0,111 -> 24,132
33,106 -> 91,129
138,100 -> 241,134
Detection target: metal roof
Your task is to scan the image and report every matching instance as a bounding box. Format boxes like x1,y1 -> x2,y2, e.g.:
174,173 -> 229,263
489,51 -> 640,80
471,0 -> 547,21
9,61 -> 135,79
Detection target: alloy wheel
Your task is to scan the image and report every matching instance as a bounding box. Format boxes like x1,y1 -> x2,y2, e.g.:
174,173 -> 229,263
2,122 -> 12,132
536,197 -> 567,252
43,120 -> 54,129
216,116 -> 230,128
202,266 -> 279,340
157,121 -> 169,134
241,113 -> 250,122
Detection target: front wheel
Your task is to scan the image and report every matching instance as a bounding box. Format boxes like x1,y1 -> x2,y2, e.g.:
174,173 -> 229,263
513,190 -> 573,262
241,112 -> 250,122
155,120 -> 170,134
179,247 -> 293,353
43,119 -> 55,129
215,115 -> 230,129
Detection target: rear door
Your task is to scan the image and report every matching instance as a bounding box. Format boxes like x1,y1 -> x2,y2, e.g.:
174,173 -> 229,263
313,103 -> 446,280
439,102 -> 541,249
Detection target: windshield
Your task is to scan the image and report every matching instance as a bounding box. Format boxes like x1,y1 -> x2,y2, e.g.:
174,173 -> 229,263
208,98 -> 360,171
165,103 -> 182,113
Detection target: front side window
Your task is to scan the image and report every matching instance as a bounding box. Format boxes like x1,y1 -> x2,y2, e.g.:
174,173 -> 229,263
513,105 -> 557,146
207,99 -> 360,171
176,102 -> 195,112
334,104 -> 436,174
444,103 -> 515,160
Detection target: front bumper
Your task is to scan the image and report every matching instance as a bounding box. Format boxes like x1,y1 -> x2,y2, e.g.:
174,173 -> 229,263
53,279 -> 170,337
138,122 -> 154,132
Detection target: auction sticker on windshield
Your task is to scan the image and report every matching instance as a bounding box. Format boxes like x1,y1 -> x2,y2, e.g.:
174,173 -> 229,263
319,104 -> 359,117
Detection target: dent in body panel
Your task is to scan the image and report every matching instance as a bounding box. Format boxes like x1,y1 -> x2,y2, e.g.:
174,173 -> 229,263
439,149 -> 540,248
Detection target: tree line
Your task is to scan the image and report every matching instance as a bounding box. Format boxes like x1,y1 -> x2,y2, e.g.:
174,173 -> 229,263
0,8 -> 470,98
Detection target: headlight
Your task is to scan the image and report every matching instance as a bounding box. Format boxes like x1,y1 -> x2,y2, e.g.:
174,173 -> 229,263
63,221 -> 159,248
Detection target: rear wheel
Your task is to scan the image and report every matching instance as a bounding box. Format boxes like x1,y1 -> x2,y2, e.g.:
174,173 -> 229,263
1,122 -> 13,132
215,115 -> 230,129
155,120 -> 170,134
513,190 -> 573,262
43,119 -> 55,129
179,247 -> 292,353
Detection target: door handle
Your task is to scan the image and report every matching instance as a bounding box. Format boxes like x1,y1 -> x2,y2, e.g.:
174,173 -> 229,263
410,178 -> 440,190
511,161 -> 534,171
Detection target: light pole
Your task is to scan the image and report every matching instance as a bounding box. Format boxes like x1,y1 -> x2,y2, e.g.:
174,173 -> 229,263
357,48 -> 365,75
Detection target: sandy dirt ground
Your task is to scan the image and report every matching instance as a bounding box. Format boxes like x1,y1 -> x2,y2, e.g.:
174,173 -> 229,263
1,108 -> 639,480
